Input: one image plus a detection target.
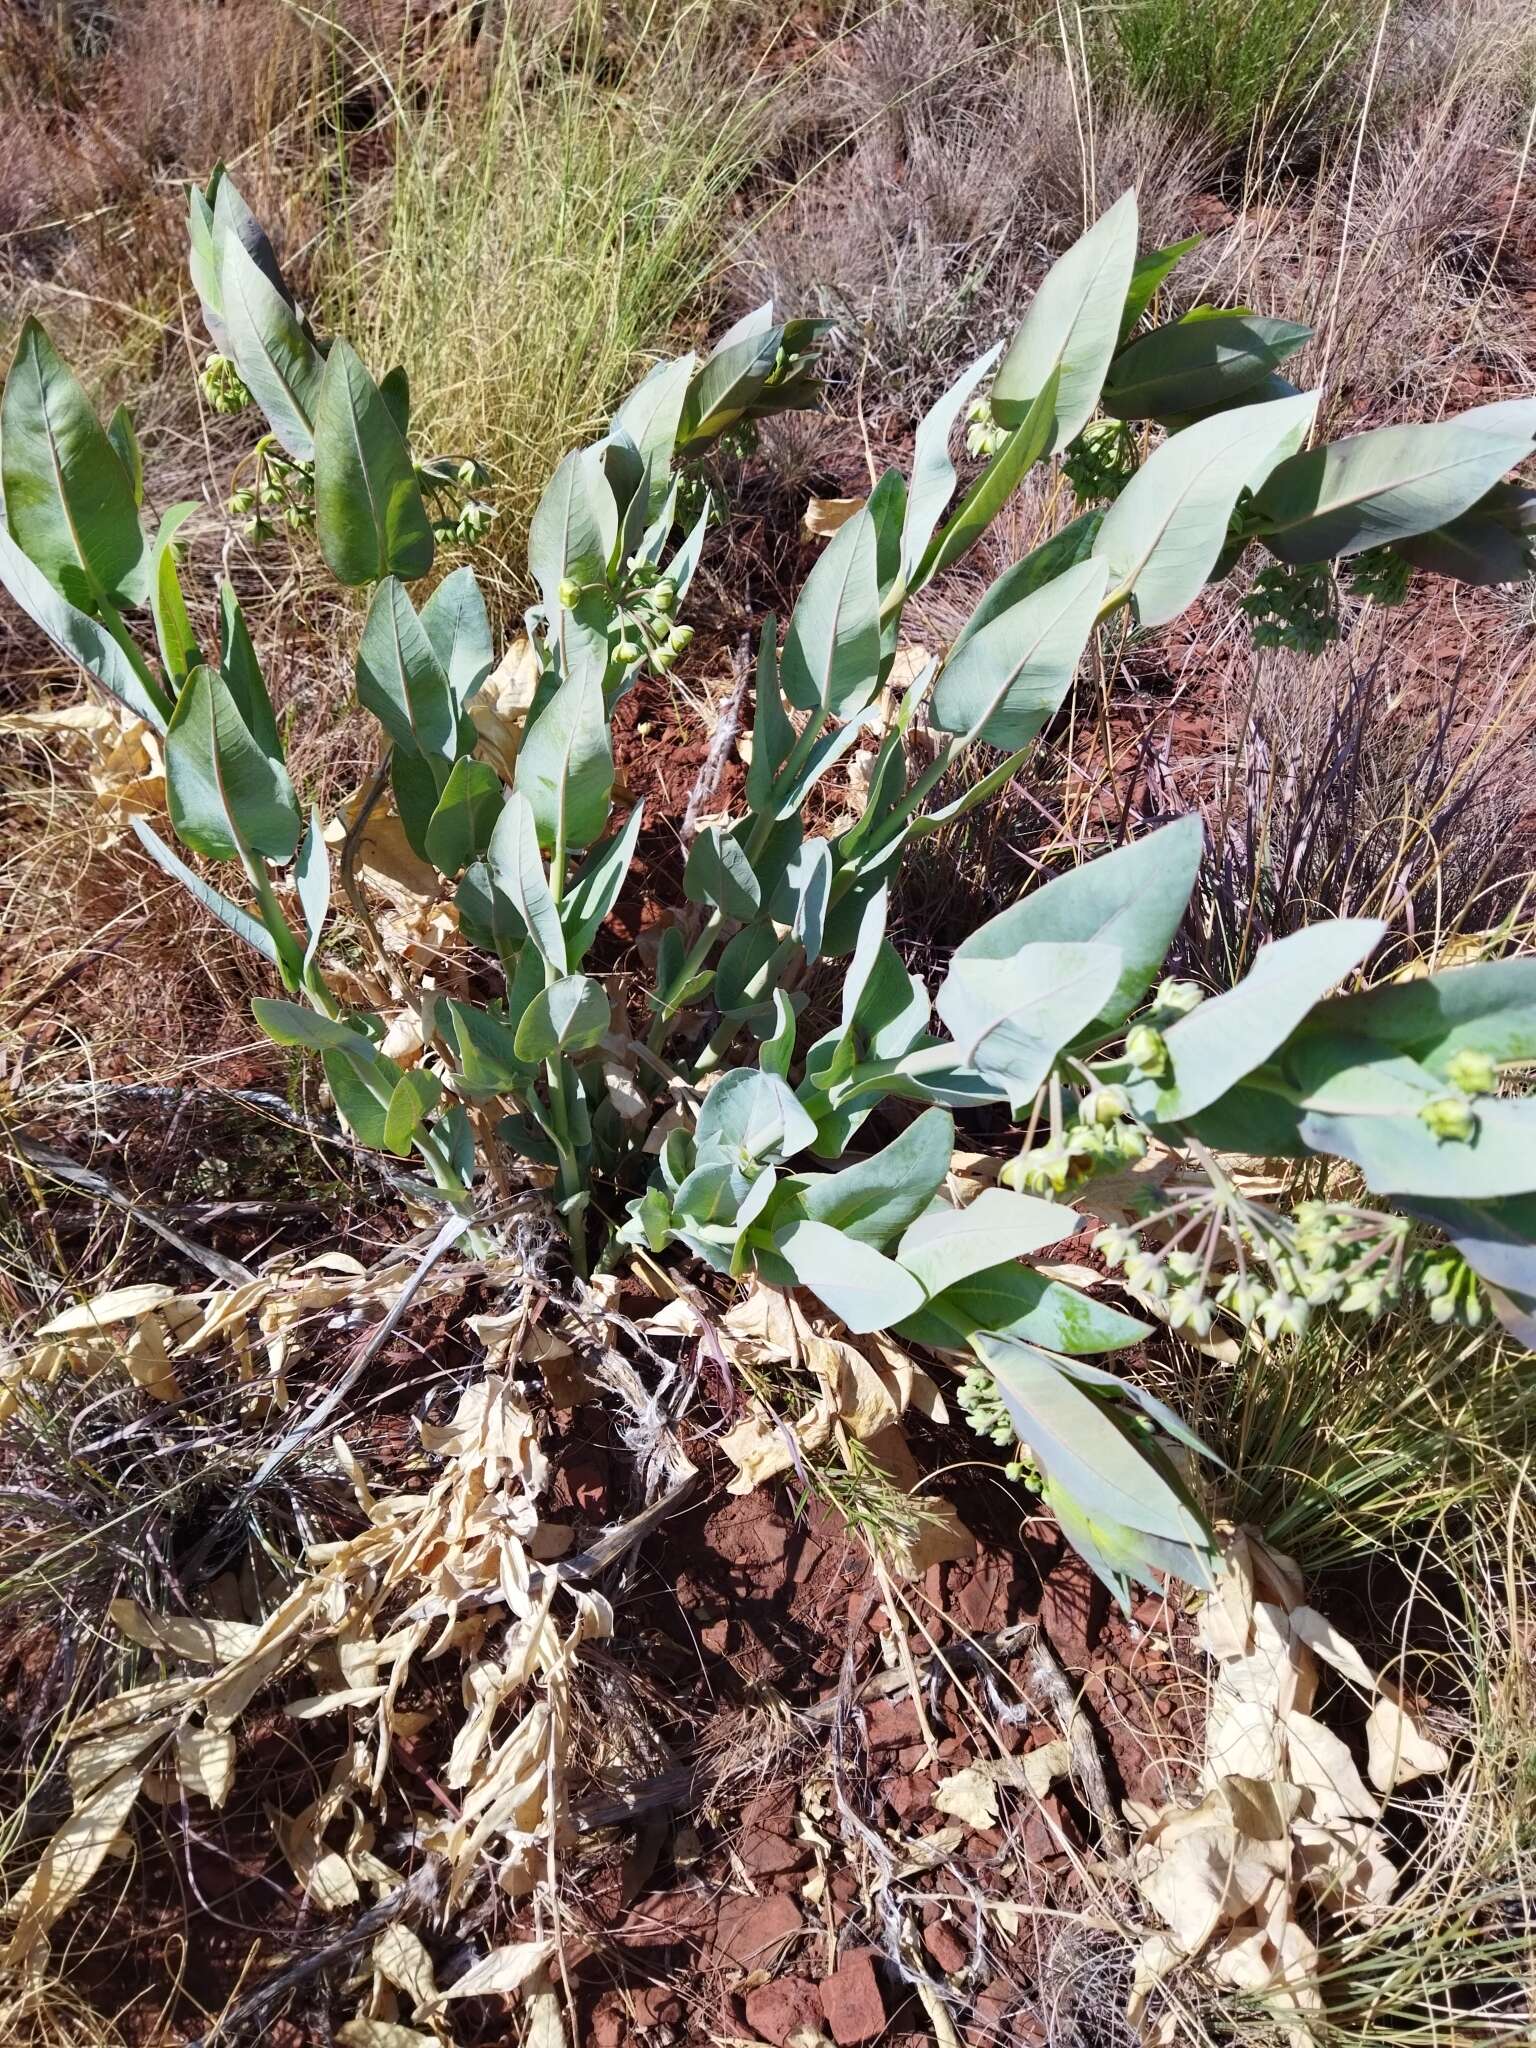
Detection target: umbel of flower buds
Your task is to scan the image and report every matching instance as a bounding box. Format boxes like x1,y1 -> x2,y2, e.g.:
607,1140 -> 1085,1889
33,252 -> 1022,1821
1125,1023 -> 1169,1078
1420,1094 -> 1478,1143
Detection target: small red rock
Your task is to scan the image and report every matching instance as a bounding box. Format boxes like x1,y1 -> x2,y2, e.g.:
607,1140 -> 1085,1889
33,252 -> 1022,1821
743,1976 -> 823,2045
818,1950 -> 886,2045
923,1917 -> 968,1974
630,1986 -> 681,2028
592,1993 -> 627,2048
866,1697 -> 921,1748
716,1892 -> 804,1970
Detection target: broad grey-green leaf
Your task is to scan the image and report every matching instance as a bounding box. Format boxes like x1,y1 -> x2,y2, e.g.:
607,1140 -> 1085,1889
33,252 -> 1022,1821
357,577 -> 461,782
218,583 -> 280,757
313,339 -> 434,585
746,616 -> 793,809
218,232 -> 324,461
148,503 -> 199,689
793,1107 -> 954,1249
445,999 -> 528,1092
130,816 -> 278,965
771,1219 -> 926,1334
513,973 -> 611,1062
684,823 -> 761,921
106,403 -> 142,506
1094,389 -> 1319,626
514,665 -> 613,855
1101,314 -> 1311,420
528,448 -> 611,689
914,368 -> 1060,589
1127,918 -> 1385,1123
975,1335 -> 1208,1543
165,664 -> 300,862
697,1067 -> 818,1166
1303,957 -> 1536,1077
296,808 -> 329,972
382,1068 -> 443,1157
991,191 -> 1138,449
425,757 -> 503,874
251,997 -> 378,1055
0,523 -> 170,730
1,317 -> 147,609
486,791 -> 566,971
187,184 -> 226,347
775,836 -> 832,963
324,1049 -> 391,1150
930,557 -> 1106,748
936,941 -> 1122,1107
900,344 -> 1002,581
1396,512 -> 1528,585
950,509 -> 1104,659
1291,1039 -> 1536,1200
957,814 -> 1204,1036
897,1260 -> 1148,1355
897,1186 -> 1077,1296
419,566 -> 493,709
613,352 -> 696,515
1254,396 -> 1536,564
562,801 -> 645,963
780,506 -> 881,719
1118,233 -> 1202,341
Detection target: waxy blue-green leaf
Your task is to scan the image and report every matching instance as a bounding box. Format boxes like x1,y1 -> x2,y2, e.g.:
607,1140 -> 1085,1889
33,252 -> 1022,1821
165,664 -> 300,863
930,556 -> 1107,748
445,999 -> 530,1093
771,1219 -> 926,1334
991,191 -> 1138,449
324,1050 -> 391,1151
1396,1192 -> 1536,1346
106,403 -> 142,506
780,506 -> 882,720
1289,1038 -> 1536,1200
1302,957 -> 1536,1077
1094,389 -> 1319,625
130,816 -> 280,966
898,1260 -> 1148,1355
1118,234 -> 1202,341
217,583 -> 280,757
528,448 -> 611,688
0,524 -> 170,730
562,802 -> 645,963
900,344 -> 1002,582
1127,918 -> 1386,1124
768,837 -> 832,962
514,665 -> 612,856
957,814 -> 1204,1037
486,791 -> 566,971
685,824 -> 761,921
356,578 -> 462,783
697,1068 -> 818,1167
187,184 -> 227,348
950,510 -> 1105,661
2,317 -> 147,609
425,757 -> 503,874
678,310 -> 780,446
791,1107 -> 955,1249
251,998 -> 379,1055
296,808 -> 329,972
896,1187 -> 1078,1296
420,566 -> 493,709
218,231 -> 324,460
913,369 -> 1060,590
383,1068 -> 443,1157
975,1335 -> 1209,1544
148,503 -> 199,690
1396,511 -> 1528,585
1254,397 -> 1536,563
513,974 -> 610,1062
1101,314 -> 1311,420
746,617 -> 794,810
313,339 -> 434,585
613,352 -> 696,515
936,941 -> 1122,1108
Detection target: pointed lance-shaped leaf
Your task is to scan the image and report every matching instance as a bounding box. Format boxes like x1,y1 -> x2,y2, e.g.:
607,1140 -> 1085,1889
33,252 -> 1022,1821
991,191 -> 1138,450
164,664 -> 301,863
313,339 -> 434,585
930,556 -> 1107,749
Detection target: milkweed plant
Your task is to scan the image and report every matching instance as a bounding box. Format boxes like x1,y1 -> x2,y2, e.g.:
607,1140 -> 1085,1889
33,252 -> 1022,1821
5,175 -> 1536,1605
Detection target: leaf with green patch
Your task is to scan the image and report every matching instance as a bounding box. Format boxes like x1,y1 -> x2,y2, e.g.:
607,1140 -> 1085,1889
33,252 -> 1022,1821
528,448 -> 611,688
780,506 -> 882,720
513,974 -> 611,1062
1253,397 -> 1536,563
930,557 -> 1107,748
1094,389 -> 1319,625
486,791 -> 566,971
514,664 -> 613,856
1101,314 -> 1311,420
419,566 -> 493,709
313,339 -> 434,585
445,999 -> 529,1094
165,664 -> 300,862
1118,233 -> 1202,340
790,1107 -> 955,1250
562,802 -> 645,964
356,577 -> 462,783
991,191 -> 1138,449
956,814 -> 1204,1037
425,757 -> 503,874
896,1186 -> 1078,1296
770,1219 -> 926,1334
106,403 -> 142,506
1,317 -> 147,609
697,1068 -> 818,1168
684,823 -> 761,921
897,1259 -> 1149,1355
1301,957 -> 1536,1077
217,231 -> 324,461
148,503 -> 199,690
130,816 -> 281,968
613,352 -> 696,515
382,1068 -> 443,1157
217,583 -> 280,756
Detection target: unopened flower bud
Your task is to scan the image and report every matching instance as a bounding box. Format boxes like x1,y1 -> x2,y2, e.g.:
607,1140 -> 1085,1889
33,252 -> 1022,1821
1420,1094 -> 1478,1143
1082,1085 -> 1130,1128
668,624 -> 694,652
1125,1024 -> 1169,1079
1154,977 -> 1204,1017
652,580 -> 677,615
615,640 -> 643,665
556,576 -> 582,609
1444,1048 -> 1497,1097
